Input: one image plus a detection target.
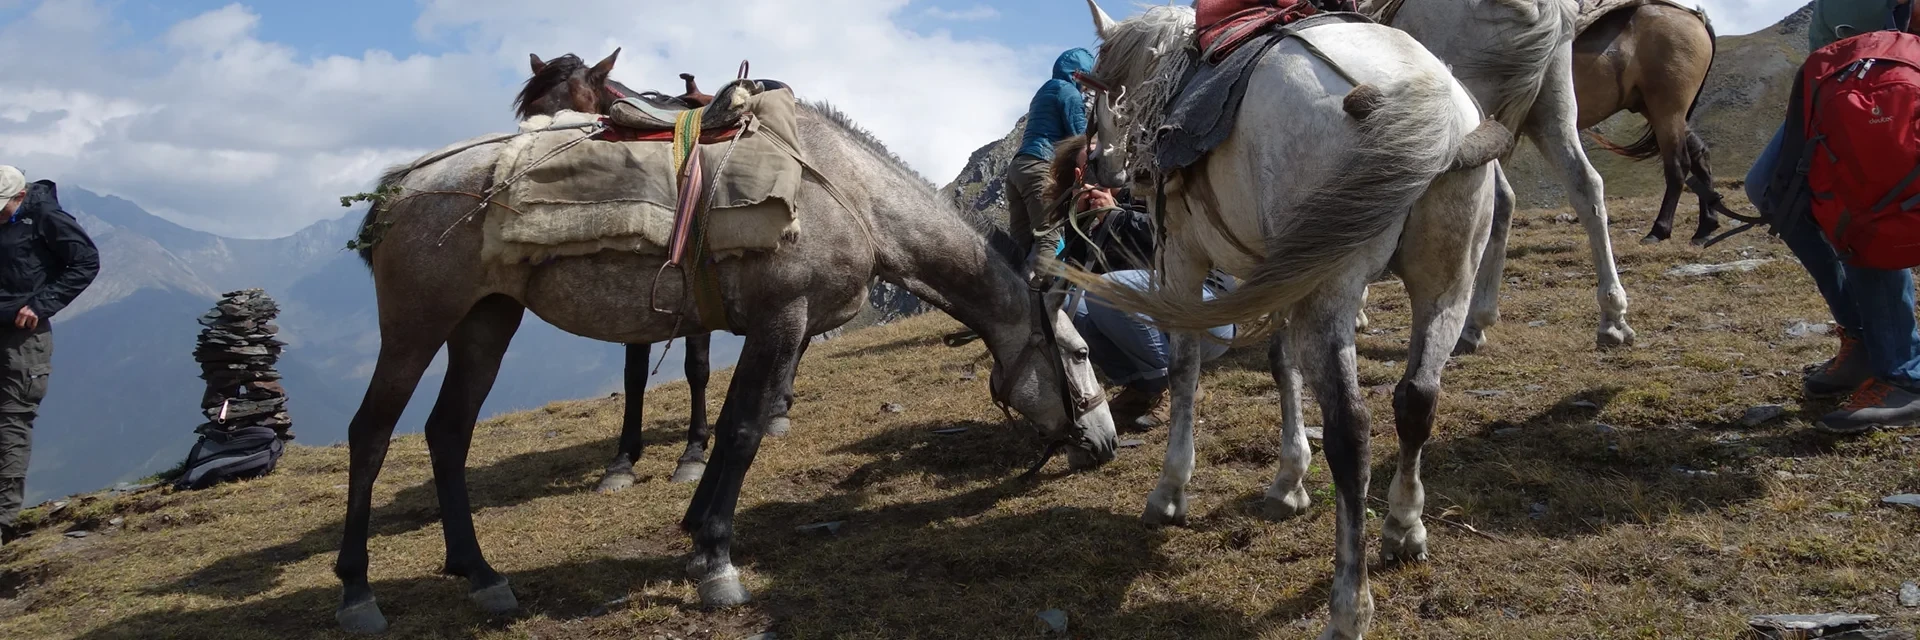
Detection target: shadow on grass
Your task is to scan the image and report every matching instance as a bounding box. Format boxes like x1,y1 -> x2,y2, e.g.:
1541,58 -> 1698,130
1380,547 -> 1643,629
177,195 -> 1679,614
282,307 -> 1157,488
149,419 -> 695,602
827,332 -> 948,360
77,555 -> 685,640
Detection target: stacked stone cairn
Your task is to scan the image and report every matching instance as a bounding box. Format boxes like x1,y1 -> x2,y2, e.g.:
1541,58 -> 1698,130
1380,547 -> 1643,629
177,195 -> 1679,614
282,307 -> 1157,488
194,289 -> 293,439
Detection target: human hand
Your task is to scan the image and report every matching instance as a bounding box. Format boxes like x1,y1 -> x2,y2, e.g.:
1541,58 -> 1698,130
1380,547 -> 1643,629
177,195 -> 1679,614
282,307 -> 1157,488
1081,186 -> 1116,211
14,306 -> 37,331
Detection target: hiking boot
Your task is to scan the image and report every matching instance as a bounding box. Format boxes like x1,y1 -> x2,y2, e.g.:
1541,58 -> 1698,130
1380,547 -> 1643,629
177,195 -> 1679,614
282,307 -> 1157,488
1111,379 -> 1170,431
1816,379 -> 1920,434
1805,328 -> 1871,399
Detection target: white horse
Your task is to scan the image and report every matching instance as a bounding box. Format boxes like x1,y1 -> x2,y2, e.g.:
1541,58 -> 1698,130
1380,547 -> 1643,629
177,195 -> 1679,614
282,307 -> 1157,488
1066,3 -> 1504,638
1368,0 -> 1636,353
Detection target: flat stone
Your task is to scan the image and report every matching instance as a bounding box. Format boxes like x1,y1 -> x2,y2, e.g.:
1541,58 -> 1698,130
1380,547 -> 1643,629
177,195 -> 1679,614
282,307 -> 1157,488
108,517 -> 124,527
1527,320 -> 1548,328
1466,389 -> 1508,398
63,530 -> 88,538
880,403 -> 905,414
1883,494 -> 1920,510
1572,400 -> 1600,410
1902,582 -> 1920,607
1826,512 -> 1854,521
1747,613 -> 1877,635
1594,423 -> 1617,435
1666,259 -> 1773,277
1036,609 -> 1069,634
795,521 -> 844,536
1742,405 -> 1788,427
1787,321 -> 1835,339
1523,384 -> 1545,392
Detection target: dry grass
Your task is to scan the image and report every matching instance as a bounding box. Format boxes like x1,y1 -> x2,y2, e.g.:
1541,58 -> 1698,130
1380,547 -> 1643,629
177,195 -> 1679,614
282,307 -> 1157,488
3,196 -> 1919,639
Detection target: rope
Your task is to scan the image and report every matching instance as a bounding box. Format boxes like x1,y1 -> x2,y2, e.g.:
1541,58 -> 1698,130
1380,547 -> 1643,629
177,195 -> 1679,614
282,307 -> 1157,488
433,122 -> 608,246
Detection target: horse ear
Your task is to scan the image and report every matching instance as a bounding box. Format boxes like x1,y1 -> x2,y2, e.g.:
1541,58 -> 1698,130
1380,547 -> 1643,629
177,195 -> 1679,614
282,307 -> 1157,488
1086,0 -> 1118,39
529,53 -> 547,74
590,48 -> 621,78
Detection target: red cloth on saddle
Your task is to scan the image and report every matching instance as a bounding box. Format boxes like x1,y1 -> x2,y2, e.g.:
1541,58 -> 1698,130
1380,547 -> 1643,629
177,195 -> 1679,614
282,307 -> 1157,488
1195,0 -> 1320,62
595,121 -> 743,144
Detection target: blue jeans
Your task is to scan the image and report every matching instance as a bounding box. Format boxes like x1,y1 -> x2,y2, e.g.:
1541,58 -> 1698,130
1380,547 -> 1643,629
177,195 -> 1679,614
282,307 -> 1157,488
1071,270 -> 1234,385
1747,123 -> 1920,386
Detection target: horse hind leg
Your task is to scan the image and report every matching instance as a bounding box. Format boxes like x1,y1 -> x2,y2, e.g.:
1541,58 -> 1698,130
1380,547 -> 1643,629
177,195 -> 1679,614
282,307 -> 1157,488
424,295 -> 525,616
1260,327 -> 1313,520
598,342 -> 652,493
1641,131 -> 1689,245
334,300 -> 472,634
1456,164 -> 1512,355
1291,288 -> 1375,640
673,332 -> 715,484
1528,48 -> 1635,348
1682,131 -> 1729,246
764,336 -> 808,438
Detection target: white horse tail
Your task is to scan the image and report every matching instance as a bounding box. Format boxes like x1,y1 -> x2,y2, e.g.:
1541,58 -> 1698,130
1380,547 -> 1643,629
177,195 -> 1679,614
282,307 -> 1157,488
1061,72 -> 1466,336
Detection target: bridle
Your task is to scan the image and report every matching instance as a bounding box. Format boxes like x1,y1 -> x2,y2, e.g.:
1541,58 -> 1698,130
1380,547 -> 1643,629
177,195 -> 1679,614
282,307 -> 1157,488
988,269 -> 1109,477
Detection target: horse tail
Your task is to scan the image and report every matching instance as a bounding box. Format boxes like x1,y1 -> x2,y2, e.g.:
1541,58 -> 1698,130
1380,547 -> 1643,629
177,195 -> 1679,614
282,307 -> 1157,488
1057,72 -> 1463,335
355,164 -> 413,267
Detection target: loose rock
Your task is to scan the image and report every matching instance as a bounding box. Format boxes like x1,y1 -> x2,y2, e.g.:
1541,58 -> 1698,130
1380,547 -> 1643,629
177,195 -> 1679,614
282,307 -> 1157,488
1787,321 -> 1835,339
880,403 -> 905,414
1572,400 -> 1600,410
63,530 -> 88,539
1742,405 -> 1787,427
1747,613 -> 1877,638
1883,494 -> 1920,510
1901,582 -> 1920,607
1665,259 -> 1773,278
1527,320 -> 1548,328
1036,609 -> 1069,634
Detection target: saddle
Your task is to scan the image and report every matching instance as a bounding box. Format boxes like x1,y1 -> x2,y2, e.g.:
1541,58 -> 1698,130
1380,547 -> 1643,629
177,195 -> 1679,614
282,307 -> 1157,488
612,77 -> 794,132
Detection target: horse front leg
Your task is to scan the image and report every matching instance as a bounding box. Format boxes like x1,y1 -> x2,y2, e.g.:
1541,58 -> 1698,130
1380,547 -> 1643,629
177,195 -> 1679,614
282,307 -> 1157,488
681,305 -> 808,606
1260,325 -> 1313,520
598,342 -> 651,493
1142,247 -> 1210,527
425,296 -> 524,615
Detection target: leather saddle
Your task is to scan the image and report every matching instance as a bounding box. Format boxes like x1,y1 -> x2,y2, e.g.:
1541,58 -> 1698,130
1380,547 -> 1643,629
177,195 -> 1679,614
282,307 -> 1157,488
614,75 -> 792,132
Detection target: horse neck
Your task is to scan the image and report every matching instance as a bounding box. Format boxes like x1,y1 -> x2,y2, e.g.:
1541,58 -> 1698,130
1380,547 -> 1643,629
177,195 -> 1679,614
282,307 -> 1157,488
855,166 -> 1031,361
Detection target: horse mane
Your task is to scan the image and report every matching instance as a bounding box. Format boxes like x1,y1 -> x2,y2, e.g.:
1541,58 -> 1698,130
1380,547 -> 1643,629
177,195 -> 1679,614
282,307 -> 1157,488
799,100 -> 1022,265
513,54 -> 589,120
1092,5 -> 1197,174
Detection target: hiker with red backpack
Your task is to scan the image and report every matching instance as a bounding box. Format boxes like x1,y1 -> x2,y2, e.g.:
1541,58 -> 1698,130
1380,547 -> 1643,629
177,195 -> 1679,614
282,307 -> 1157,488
1747,0 -> 1920,433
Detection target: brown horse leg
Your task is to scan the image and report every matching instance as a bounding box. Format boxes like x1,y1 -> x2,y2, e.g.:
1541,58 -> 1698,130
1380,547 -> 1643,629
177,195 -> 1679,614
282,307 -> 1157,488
672,332 -> 714,484
425,295 -> 525,614
682,304 -> 809,607
1682,131 -> 1729,246
334,302 -> 470,634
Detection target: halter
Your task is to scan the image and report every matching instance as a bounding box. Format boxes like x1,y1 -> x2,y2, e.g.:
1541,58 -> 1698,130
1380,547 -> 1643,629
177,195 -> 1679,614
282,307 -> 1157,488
986,270 -> 1109,477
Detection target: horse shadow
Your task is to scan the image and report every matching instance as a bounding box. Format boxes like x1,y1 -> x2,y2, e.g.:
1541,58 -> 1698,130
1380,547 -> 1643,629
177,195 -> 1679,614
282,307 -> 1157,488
147,422 -> 687,601
826,419 -> 1037,491
827,332 -> 948,360
77,555 -> 685,640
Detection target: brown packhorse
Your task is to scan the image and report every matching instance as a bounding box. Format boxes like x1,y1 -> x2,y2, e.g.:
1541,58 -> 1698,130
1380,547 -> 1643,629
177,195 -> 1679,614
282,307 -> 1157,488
518,51 -> 798,492
1574,1 -> 1740,245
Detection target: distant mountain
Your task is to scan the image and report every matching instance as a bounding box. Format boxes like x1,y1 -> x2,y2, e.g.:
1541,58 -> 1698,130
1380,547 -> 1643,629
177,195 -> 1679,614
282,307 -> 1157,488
27,189 -> 745,503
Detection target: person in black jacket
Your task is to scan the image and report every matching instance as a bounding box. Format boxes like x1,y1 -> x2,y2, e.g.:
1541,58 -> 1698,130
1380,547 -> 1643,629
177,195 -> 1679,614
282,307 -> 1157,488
0,166 -> 99,545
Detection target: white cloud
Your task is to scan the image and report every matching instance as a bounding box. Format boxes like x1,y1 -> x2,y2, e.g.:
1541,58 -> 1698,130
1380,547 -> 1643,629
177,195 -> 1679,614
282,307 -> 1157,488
924,5 -> 1001,21
0,0 -> 1034,238
1689,0 -> 1810,35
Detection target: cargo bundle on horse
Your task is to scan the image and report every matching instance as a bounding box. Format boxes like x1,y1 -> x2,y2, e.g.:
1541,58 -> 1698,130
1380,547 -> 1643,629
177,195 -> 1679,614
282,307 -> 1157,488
1065,1 -> 1505,637
331,62 -> 1118,633
515,51 -> 800,492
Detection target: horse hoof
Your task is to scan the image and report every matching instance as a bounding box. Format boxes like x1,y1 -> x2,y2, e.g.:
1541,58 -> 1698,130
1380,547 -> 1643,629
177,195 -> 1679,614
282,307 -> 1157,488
469,581 -> 518,615
1452,335 -> 1482,356
671,461 -> 707,484
1381,523 -> 1430,566
1260,487 -> 1312,521
337,598 -> 389,635
1141,490 -> 1188,527
766,416 -> 792,438
698,565 -> 752,608
1596,323 -> 1636,349
596,471 -> 637,494
1639,233 -> 1666,245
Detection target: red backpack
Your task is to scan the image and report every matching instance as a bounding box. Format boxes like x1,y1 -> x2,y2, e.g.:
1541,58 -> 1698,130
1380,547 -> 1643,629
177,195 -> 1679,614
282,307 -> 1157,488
1803,30 -> 1920,270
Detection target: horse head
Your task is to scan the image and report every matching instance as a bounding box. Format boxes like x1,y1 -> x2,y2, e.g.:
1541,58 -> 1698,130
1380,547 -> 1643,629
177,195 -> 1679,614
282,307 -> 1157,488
515,49 -> 623,119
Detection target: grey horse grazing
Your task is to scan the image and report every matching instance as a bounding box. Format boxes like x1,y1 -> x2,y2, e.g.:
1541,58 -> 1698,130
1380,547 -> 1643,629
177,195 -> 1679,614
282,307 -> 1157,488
517,50 -> 795,492
332,99 -> 1119,633
1070,3 -> 1502,638
1368,0 -> 1636,353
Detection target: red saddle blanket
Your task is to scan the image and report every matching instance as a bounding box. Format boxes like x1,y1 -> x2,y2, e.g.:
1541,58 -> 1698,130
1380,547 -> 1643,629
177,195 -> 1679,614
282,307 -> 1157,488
1195,0 -> 1329,62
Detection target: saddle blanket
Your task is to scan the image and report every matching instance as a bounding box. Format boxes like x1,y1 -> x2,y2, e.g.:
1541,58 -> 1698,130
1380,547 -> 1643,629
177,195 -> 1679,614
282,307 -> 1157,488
483,86 -> 806,266
1157,12 -> 1373,173
1576,0 -> 1706,34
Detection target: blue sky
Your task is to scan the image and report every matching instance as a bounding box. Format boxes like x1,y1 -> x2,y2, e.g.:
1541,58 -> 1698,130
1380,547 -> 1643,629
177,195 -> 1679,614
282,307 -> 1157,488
0,0 -> 1798,238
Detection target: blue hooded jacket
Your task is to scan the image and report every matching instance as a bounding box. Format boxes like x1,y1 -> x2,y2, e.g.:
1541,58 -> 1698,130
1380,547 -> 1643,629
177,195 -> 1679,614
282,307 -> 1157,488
1015,48 -> 1096,162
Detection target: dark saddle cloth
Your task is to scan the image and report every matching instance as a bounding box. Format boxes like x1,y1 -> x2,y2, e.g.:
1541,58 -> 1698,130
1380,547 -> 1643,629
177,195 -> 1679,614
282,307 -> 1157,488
1155,11 -> 1372,173
612,79 -> 793,132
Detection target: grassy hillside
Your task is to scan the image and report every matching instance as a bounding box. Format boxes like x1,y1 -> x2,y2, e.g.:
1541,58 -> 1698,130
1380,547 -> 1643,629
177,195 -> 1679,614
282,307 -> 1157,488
2,196 -> 1918,638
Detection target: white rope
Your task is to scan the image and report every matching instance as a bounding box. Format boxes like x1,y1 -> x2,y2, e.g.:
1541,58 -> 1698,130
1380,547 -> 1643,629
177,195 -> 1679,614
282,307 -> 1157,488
432,122 -> 609,246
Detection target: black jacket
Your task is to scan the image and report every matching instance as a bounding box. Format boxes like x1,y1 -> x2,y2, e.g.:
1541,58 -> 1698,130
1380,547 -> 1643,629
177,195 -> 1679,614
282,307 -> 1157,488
1062,204 -> 1231,293
0,181 -> 99,323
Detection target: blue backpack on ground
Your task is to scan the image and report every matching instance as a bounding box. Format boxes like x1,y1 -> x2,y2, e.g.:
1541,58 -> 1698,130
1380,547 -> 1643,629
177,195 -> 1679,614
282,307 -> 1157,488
174,426 -> 286,490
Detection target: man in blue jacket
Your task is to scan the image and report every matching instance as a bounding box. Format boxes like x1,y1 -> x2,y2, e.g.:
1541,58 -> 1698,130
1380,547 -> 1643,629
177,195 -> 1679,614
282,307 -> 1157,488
0,166 -> 98,545
1005,48 -> 1095,258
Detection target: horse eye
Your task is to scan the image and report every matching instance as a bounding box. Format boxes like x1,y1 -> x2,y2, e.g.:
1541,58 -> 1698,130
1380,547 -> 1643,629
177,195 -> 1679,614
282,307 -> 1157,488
1071,347 -> 1090,362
